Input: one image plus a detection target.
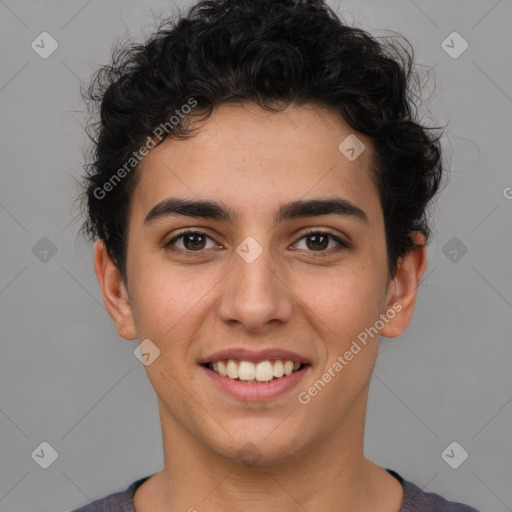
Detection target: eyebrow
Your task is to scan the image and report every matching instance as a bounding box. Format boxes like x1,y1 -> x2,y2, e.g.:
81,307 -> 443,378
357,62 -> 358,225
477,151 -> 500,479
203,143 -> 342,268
144,197 -> 369,226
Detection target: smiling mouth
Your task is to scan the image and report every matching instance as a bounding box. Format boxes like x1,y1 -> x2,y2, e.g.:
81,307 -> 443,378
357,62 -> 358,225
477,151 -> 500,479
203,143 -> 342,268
202,359 -> 308,383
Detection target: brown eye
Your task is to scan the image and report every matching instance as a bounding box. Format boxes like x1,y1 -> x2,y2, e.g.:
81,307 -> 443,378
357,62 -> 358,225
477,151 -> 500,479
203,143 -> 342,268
165,230 -> 217,253
182,232 -> 207,250
305,233 -> 329,251
294,230 -> 349,253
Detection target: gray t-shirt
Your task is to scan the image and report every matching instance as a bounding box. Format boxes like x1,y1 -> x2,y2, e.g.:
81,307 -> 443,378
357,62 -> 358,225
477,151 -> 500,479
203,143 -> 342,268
71,468 -> 481,511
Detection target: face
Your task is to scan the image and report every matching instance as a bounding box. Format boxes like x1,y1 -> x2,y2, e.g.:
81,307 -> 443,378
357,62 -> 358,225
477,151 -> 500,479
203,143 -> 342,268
96,102 -> 425,466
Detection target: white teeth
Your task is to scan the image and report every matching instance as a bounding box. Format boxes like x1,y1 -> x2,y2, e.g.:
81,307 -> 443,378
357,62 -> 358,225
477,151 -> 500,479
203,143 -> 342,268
256,361 -> 274,381
273,360 -> 284,378
209,359 -> 303,382
283,360 -> 294,376
218,360 -> 227,377
226,359 -> 238,379
238,361 -> 256,381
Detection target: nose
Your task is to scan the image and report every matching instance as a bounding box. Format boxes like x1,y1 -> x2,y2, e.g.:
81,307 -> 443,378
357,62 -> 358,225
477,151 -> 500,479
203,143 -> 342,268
217,240 -> 293,334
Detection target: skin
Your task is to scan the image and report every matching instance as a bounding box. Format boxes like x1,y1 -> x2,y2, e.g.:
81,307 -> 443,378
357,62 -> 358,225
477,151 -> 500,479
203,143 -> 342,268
95,102 -> 427,512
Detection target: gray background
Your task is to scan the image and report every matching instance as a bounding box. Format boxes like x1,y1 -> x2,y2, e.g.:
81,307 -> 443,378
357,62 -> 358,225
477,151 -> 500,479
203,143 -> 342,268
1,0 -> 511,511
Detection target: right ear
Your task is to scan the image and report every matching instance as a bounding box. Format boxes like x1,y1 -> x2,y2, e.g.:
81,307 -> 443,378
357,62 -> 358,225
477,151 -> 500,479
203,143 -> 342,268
380,232 -> 428,339
94,239 -> 137,340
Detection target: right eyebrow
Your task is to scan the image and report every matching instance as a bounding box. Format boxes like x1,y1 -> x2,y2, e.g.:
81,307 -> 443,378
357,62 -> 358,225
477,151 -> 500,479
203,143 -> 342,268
144,198 -> 237,226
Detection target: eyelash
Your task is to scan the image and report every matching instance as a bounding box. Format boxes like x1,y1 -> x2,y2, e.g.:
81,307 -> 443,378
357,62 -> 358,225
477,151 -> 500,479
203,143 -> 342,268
164,229 -> 349,257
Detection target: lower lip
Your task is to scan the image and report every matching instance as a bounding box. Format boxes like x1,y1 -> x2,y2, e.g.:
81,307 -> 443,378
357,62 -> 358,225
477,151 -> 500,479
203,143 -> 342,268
201,365 -> 311,401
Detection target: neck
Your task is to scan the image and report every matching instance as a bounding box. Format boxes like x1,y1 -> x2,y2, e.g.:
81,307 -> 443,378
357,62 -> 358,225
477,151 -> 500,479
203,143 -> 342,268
134,394 -> 403,512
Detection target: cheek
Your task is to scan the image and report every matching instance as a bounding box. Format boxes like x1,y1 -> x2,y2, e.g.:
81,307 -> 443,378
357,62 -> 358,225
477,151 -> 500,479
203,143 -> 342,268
128,258 -> 220,352
294,262 -> 387,339
127,264 -> 184,342
300,270 -> 385,409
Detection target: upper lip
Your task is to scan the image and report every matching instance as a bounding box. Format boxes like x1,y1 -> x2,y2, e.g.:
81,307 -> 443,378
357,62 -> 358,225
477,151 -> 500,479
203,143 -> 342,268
199,348 -> 311,365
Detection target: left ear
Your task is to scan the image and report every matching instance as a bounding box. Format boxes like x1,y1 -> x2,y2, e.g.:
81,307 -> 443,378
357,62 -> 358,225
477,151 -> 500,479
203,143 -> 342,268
381,232 -> 428,338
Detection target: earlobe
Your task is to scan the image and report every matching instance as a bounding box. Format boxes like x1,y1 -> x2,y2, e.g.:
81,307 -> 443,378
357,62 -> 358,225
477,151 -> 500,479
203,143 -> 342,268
381,232 -> 428,339
94,239 -> 137,340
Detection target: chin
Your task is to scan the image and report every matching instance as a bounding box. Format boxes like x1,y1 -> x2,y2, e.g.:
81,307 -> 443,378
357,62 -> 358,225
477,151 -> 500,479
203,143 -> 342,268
206,425 -> 308,468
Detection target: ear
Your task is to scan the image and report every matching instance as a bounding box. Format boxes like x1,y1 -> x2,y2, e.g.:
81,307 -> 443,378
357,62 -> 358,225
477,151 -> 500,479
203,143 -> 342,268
381,232 -> 428,338
94,239 -> 137,340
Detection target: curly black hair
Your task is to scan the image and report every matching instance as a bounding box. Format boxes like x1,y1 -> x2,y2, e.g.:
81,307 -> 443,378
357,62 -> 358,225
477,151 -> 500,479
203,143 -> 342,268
79,0 -> 444,283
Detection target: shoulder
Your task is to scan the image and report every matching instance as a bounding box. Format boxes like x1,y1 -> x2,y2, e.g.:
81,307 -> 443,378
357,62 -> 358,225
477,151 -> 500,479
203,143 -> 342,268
387,469 -> 482,512
69,475 -> 151,512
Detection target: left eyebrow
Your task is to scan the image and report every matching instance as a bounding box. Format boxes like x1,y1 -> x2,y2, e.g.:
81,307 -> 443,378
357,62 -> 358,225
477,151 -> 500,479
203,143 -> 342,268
274,198 -> 369,224
143,197 -> 369,226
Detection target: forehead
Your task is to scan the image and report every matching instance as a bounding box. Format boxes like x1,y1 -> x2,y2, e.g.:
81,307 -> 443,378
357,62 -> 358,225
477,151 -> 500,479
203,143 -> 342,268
132,103 -> 381,223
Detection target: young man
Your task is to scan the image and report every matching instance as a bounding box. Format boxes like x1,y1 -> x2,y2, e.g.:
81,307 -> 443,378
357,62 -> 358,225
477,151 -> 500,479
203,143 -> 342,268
74,0 -> 480,510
